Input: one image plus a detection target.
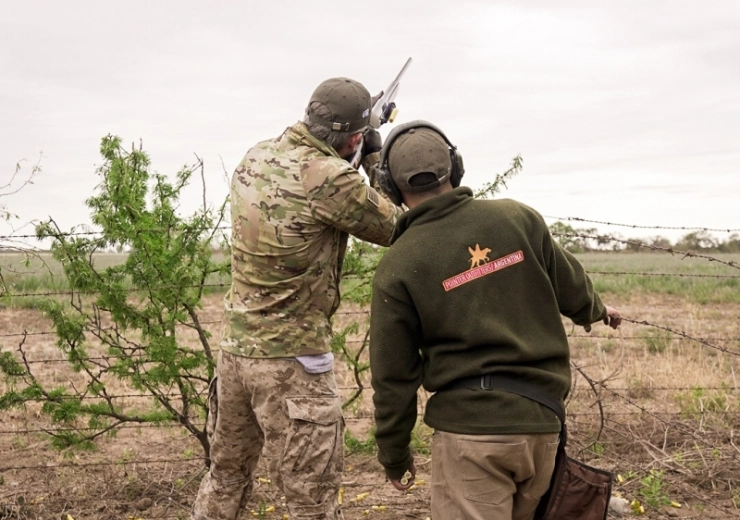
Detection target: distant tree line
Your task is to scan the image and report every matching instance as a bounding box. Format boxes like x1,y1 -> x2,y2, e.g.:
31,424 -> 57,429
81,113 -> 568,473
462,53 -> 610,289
549,222 -> 740,254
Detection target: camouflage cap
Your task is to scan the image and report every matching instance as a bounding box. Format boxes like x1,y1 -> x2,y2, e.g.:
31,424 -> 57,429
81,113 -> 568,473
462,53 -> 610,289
388,127 -> 452,193
306,77 -> 371,134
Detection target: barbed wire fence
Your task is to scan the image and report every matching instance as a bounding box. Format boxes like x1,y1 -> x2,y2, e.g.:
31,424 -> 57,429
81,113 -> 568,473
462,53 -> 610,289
2,222 -> 740,518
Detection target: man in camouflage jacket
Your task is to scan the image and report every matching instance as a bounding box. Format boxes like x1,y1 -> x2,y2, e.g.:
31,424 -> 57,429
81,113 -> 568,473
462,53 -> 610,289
192,78 -> 401,520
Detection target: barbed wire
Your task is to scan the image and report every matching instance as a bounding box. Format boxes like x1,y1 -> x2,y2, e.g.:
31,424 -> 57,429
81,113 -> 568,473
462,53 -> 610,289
2,326 -> 737,343
0,492 -> 432,519
3,268 -> 738,300
0,282 -> 230,298
588,270 -> 740,279
6,217 -> 740,241
4,391 -> 208,403
5,386 -> 740,407
0,422 -> 200,435
0,313 -> 365,340
552,232 -> 740,270
0,226 -> 233,241
625,318 -> 740,356
1,407 -> 737,437
568,334 -> 740,341
4,337 -> 738,366
544,215 -> 740,234
0,456 -> 204,471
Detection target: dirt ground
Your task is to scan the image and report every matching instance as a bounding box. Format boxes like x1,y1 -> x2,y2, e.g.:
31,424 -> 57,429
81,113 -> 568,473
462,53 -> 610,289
1,293 -> 739,519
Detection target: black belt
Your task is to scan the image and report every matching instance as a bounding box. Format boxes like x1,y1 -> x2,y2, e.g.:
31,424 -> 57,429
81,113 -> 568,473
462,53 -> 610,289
438,373 -> 565,423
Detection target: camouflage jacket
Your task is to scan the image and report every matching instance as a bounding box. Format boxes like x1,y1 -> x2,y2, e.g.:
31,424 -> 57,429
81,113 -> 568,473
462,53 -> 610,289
222,122 -> 401,358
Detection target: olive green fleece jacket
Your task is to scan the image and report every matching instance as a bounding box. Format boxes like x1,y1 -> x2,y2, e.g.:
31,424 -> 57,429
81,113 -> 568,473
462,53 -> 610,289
369,187 -> 607,480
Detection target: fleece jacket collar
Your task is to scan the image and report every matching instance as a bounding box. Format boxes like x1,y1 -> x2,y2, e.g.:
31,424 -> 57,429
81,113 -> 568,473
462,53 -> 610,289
391,187 -> 474,244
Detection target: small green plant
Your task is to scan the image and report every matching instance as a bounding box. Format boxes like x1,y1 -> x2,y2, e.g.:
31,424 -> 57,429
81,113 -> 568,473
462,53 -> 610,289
589,442 -> 605,457
118,447 -> 135,463
627,379 -> 655,400
621,470 -> 638,481
345,429 -> 377,455
252,499 -> 275,518
676,387 -> 728,418
11,435 -> 28,450
643,328 -> 672,354
410,423 -> 433,456
0,136 -> 230,462
671,451 -> 685,467
732,487 -> 740,508
599,339 -> 617,354
474,155 -> 522,200
639,470 -> 671,508
122,473 -> 142,500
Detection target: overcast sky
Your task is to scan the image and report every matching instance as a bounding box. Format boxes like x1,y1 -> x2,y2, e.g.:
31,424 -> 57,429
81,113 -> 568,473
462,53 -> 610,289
2,0 -> 738,245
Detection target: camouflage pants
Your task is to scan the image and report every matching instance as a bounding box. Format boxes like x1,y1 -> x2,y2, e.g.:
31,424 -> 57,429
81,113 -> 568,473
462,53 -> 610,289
191,351 -> 345,520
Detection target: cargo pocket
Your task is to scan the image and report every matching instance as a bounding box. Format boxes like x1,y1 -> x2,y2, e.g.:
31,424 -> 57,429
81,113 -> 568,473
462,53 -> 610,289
283,396 -> 342,479
458,439 -> 524,504
205,377 -> 218,442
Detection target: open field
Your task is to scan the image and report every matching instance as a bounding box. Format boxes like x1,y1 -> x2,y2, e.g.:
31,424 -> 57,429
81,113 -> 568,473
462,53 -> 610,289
2,251 -> 739,303
579,252 -> 740,304
1,252 -> 740,518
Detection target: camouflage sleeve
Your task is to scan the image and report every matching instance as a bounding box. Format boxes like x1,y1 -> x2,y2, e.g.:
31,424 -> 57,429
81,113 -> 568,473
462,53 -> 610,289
301,157 -> 402,247
360,151 -> 381,185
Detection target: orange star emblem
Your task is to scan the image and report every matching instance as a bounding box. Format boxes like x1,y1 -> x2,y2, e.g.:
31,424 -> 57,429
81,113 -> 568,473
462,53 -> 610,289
468,243 -> 491,269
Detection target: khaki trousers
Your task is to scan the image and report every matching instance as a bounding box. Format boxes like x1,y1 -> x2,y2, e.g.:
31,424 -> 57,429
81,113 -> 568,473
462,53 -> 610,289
192,351 -> 344,520
431,430 -> 560,520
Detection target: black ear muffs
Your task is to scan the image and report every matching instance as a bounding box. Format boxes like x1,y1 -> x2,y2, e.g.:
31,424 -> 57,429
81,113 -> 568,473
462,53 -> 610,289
375,120 -> 465,206
373,164 -> 404,206
449,147 -> 465,189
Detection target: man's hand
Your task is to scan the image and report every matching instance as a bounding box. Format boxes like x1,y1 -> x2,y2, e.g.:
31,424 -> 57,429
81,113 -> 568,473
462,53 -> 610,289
584,305 -> 622,332
603,305 -> 622,329
389,461 -> 417,491
362,128 -> 383,157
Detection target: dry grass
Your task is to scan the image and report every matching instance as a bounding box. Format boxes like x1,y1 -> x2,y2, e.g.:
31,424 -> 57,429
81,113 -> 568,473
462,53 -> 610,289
2,290 -> 740,518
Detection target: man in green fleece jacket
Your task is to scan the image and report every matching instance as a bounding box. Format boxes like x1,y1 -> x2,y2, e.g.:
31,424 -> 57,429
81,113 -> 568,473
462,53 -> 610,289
369,120 -> 621,520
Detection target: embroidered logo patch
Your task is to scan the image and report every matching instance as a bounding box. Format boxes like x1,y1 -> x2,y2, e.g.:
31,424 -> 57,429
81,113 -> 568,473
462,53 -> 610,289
366,188 -> 380,209
468,243 -> 491,268
443,247 -> 524,291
